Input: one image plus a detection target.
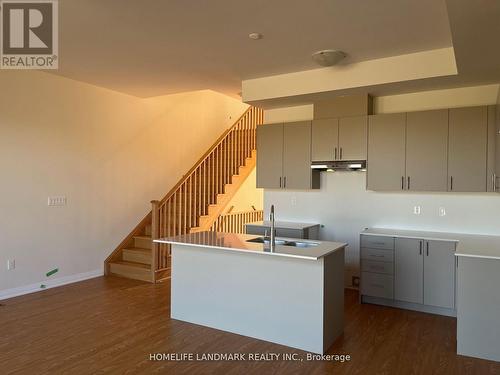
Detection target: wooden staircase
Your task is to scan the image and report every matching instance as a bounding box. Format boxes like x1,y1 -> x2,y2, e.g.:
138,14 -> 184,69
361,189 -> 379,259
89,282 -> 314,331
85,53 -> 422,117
105,107 -> 263,282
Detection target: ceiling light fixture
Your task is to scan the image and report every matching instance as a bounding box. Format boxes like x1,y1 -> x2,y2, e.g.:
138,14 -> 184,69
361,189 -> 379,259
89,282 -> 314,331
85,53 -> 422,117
248,32 -> 263,40
312,49 -> 346,66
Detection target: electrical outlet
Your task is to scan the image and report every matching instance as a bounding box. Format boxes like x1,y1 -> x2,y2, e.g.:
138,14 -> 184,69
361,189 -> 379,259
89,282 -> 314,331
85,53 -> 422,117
351,276 -> 360,288
439,207 -> 446,217
291,196 -> 297,206
413,206 -> 421,215
7,259 -> 15,270
48,196 -> 66,206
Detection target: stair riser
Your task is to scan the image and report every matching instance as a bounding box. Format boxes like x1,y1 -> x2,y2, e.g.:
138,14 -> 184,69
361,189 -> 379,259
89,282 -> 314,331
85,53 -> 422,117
134,237 -> 152,249
123,251 -> 151,265
109,264 -> 152,282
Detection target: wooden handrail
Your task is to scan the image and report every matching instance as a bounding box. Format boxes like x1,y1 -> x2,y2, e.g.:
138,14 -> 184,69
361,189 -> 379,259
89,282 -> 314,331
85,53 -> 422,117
150,106 -> 263,276
158,106 -> 258,206
210,210 -> 264,234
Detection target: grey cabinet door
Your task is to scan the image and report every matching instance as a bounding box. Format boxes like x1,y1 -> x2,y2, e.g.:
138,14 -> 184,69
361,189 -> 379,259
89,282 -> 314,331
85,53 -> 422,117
339,116 -> 368,160
312,118 -> 338,161
283,121 -> 312,189
256,123 -> 283,189
367,113 -> 407,191
395,238 -> 424,304
423,240 -> 456,309
448,106 -> 488,192
406,110 -> 449,191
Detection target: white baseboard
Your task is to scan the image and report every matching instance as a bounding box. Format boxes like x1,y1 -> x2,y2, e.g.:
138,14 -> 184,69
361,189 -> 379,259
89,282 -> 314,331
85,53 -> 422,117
0,269 -> 104,301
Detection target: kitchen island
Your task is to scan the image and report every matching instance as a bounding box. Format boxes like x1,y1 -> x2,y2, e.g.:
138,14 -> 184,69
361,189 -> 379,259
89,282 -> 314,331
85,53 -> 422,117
155,232 -> 346,354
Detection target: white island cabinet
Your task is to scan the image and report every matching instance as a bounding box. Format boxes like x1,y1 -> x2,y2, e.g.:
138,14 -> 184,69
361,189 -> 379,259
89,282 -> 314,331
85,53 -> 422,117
155,232 -> 346,354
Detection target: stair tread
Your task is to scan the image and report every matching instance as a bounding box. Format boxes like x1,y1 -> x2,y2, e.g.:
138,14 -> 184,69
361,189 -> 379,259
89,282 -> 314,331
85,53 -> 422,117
123,247 -> 151,254
134,235 -> 152,240
111,260 -> 150,270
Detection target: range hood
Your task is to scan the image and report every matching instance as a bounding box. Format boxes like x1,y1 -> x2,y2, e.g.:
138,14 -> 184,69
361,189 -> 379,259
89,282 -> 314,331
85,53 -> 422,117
311,160 -> 366,172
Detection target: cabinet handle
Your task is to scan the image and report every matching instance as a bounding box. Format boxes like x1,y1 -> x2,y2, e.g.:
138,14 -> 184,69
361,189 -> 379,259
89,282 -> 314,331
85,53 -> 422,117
419,241 -> 422,255
284,176 -> 287,189
450,176 -> 453,191
493,173 -> 497,191
334,147 -> 337,160
426,242 -> 429,256
279,177 -> 282,188
401,176 -> 405,190
340,147 -> 343,160
407,176 -> 411,190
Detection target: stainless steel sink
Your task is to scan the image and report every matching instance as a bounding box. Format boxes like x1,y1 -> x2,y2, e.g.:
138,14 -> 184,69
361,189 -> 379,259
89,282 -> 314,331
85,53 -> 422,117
246,237 -> 288,245
246,237 -> 319,248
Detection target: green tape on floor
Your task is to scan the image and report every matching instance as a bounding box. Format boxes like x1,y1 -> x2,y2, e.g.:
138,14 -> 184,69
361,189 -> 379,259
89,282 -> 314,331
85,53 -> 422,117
46,268 -> 58,277
40,284 -> 46,289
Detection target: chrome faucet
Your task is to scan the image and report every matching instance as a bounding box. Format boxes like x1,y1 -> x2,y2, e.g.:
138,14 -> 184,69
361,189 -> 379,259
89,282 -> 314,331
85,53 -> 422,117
269,205 -> 276,252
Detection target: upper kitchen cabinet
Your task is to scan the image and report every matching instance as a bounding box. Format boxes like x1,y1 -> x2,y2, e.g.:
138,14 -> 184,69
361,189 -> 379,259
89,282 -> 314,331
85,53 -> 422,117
312,118 -> 338,161
367,113 -> 406,191
497,105 -> 500,190
448,106 -> 488,192
406,110 -> 448,191
256,121 -> 319,190
338,116 -> 368,160
256,123 -> 283,189
311,116 -> 367,161
487,105 -> 498,192
283,121 -> 317,189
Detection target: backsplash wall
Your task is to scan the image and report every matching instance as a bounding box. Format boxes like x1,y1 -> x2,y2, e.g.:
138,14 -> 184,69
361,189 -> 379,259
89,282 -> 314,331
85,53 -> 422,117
264,172 -> 500,286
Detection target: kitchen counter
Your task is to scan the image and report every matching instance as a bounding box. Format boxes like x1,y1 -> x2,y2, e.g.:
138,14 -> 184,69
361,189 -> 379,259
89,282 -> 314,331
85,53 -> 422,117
361,228 -> 500,260
362,227 -> 500,362
155,231 -> 345,260
156,231 -> 346,354
246,220 -> 320,230
245,220 -> 320,240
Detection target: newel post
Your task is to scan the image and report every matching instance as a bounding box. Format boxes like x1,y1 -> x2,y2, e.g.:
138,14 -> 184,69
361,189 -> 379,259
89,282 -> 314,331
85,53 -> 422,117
151,200 -> 160,283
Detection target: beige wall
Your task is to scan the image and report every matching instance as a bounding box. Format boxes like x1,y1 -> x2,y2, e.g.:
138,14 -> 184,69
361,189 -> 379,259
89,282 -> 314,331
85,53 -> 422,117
263,84 -> 500,288
225,169 -> 263,213
0,71 -> 248,296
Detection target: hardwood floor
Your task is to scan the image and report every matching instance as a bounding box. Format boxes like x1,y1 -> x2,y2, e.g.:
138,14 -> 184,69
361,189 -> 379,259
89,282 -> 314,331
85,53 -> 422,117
1,276 -> 499,375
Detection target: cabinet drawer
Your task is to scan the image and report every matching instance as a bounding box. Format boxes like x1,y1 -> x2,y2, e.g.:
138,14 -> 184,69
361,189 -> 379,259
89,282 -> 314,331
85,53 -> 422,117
362,259 -> 393,275
361,248 -> 394,263
361,272 -> 394,299
361,235 -> 394,250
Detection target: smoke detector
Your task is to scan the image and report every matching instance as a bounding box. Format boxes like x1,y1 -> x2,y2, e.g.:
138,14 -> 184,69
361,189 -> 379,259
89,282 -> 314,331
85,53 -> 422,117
248,33 -> 263,40
312,50 -> 346,66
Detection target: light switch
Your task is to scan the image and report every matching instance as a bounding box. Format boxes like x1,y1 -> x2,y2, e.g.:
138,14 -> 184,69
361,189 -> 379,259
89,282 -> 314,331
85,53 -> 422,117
413,206 -> 421,215
7,259 -> 15,270
48,196 -> 67,206
439,207 -> 446,217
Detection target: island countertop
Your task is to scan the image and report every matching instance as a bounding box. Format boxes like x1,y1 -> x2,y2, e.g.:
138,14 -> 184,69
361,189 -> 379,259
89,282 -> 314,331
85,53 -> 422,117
154,231 -> 346,260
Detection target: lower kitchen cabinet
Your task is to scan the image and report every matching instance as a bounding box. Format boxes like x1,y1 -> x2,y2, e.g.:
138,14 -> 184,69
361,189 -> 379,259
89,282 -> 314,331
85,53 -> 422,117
395,238 -> 424,304
360,232 -> 457,316
424,240 -> 456,309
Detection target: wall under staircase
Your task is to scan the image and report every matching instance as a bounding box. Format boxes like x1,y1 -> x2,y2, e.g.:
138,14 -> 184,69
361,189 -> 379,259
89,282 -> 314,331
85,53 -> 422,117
105,107 -> 263,283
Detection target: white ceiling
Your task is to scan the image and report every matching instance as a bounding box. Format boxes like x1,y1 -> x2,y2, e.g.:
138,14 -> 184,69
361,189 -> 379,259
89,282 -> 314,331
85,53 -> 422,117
52,0 -> 453,98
